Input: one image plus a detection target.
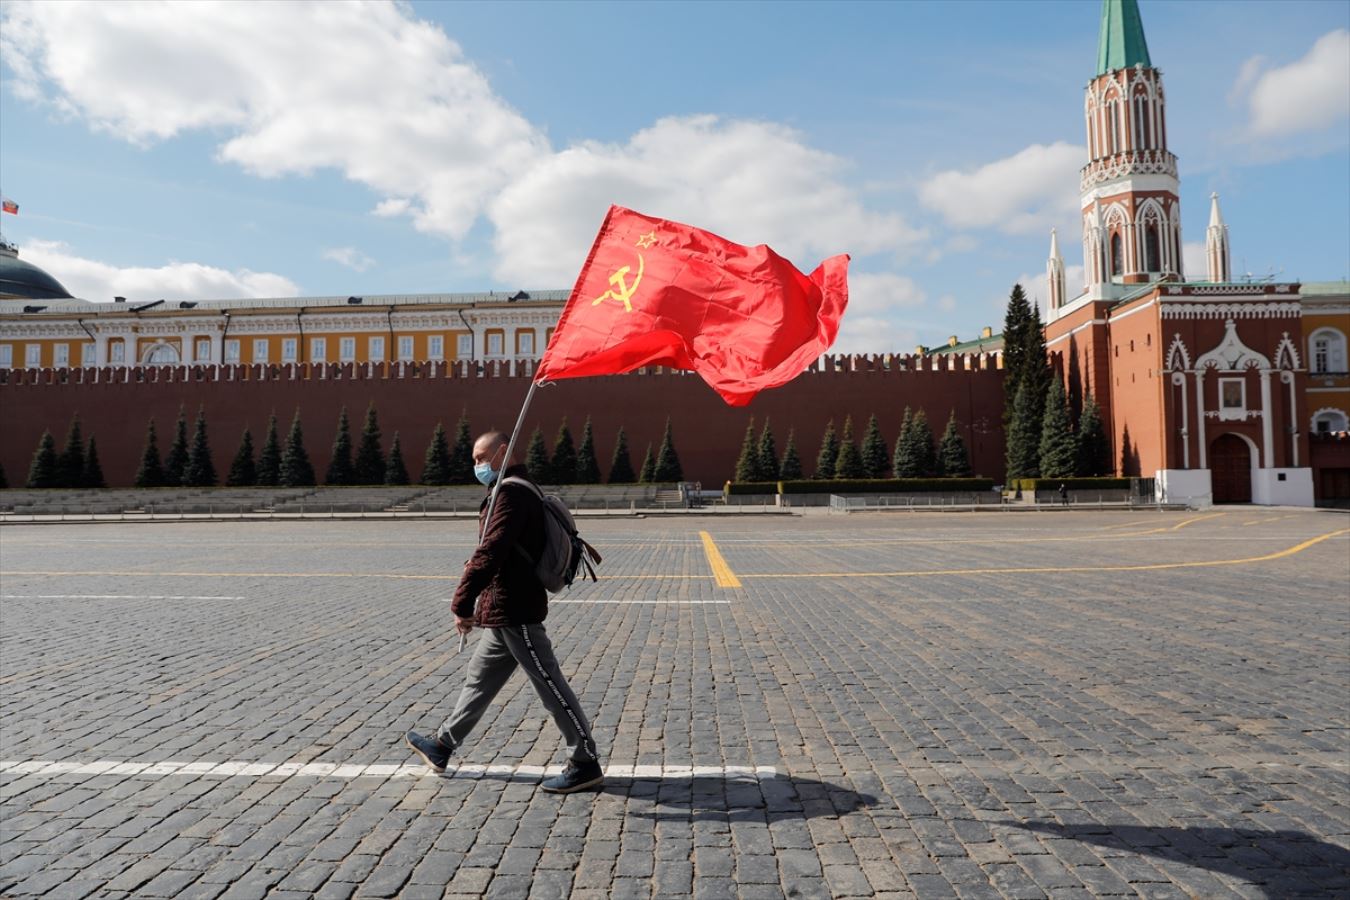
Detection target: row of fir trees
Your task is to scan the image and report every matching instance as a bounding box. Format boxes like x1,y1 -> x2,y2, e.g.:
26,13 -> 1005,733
734,411 -> 972,482
17,406 -> 687,489
1001,284 -> 1111,481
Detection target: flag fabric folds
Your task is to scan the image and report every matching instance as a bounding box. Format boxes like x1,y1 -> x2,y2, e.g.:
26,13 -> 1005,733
535,205 -> 849,406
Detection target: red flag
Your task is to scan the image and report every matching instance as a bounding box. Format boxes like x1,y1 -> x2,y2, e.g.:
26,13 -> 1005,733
535,205 -> 848,406
1,198 -> 16,215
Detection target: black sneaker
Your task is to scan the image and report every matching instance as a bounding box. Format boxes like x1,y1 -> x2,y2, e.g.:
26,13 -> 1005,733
541,760 -> 604,794
405,730 -> 453,773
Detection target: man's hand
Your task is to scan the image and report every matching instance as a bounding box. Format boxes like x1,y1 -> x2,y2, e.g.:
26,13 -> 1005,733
455,615 -> 474,636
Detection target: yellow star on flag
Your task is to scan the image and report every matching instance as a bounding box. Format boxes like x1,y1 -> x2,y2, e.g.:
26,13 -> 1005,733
635,231 -> 657,249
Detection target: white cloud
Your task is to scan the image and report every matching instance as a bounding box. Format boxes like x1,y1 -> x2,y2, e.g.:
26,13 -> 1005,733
831,272 -> 927,355
2,2 -> 926,285
1242,30 -> 1350,137
918,142 -> 1084,235
1182,241 -> 1207,282
1,0 -> 548,241
487,115 -> 924,285
322,246 -> 375,273
19,239 -> 300,302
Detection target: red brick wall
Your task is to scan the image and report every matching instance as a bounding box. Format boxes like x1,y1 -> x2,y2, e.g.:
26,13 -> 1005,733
0,357 -> 1006,488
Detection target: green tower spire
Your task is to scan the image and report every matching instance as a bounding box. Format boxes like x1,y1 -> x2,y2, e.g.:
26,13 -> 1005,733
1097,0 -> 1152,75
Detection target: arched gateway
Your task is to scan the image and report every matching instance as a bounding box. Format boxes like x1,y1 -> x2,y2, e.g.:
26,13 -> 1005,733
1210,434 -> 1253,503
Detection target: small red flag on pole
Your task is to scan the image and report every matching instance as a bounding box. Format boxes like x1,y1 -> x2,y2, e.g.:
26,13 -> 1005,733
1,198 -> 17,215
535,205 -> 848,406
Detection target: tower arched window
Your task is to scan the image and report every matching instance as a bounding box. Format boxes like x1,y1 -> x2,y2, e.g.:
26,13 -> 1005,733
1106,99 -> 1120,155
1144,225 -> 1160,273
1133,95 -> 1151,149
1310,328 -> 1348,375
1110,232 -> 1123,277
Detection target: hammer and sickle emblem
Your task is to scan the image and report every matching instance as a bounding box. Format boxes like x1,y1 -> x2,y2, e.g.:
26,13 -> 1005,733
591,252 -> 645,313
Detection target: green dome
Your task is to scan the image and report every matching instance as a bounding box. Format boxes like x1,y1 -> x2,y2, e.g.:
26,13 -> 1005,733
0,246 -> 73,300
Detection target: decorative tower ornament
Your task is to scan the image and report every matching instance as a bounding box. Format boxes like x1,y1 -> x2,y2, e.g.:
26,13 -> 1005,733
1075,0 -> 1182,309
1047,229 -> 1067,312
1205,192 -> 1231,283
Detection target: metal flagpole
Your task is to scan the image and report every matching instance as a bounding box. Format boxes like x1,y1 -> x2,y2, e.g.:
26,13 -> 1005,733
460,376 -> 542,652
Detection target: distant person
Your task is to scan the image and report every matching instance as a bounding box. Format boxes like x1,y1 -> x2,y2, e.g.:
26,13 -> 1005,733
406,431 -> 603,793
1058,482 -> 1069,506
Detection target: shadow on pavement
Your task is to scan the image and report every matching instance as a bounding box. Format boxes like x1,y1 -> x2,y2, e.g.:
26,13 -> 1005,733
611,773 -> 879,823
1003,819 -> 1350,897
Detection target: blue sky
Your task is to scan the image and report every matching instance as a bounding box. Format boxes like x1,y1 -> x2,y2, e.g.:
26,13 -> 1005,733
1,0 -> 1347,353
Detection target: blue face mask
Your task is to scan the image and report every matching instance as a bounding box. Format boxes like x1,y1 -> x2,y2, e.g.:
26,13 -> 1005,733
474,462 -> 497,486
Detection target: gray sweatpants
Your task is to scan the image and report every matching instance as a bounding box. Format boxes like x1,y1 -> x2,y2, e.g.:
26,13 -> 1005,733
438,623 -> 599,764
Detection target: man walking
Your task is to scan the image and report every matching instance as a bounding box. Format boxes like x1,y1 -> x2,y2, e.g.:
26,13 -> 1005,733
406,431 -> 603,793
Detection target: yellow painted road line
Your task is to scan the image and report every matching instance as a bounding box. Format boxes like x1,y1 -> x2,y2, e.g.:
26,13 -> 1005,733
699,531 -> 742,588
734,528 -> 1350,580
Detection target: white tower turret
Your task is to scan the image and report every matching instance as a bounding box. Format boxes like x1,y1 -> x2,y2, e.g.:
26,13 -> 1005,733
1047,229 -> 1067,312
1205,192 -> 1230,283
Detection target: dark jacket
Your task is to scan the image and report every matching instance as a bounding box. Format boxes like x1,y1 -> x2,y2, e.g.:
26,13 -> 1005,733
451,464 -> 548,627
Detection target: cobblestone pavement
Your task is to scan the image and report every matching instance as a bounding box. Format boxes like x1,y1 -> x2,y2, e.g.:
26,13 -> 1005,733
1,508 -> 1347,899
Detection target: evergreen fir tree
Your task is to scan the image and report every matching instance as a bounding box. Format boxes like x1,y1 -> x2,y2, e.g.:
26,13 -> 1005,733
1005,380 -> 1041,481
353,404 -> 384,485
279,410 -> 316,486
892,407 -> 914,476
607,427 -> 636,484
814,420 -> 838,480
911,410 -> 938,477
525,427 -> 551,482
184,407 -> 218,487
653,418 -> 683,482
757,418 -> 779,482
1023,303 -> 1052,444
25,430 -> 59,488
734,418 -> 763,483
385,432 -> 410,485
134,418 -> 166,488
1075,392 -> 1110,476
937,411 -> 972,478
779,430 -> 803,481
324,407 -> 355,485
637,444 -> 656,483
1038,378 -> 1077,478
0,460 -> 8,489
58,414 -> 85,488
421,423 -> 452,485
448,413 -> 475,484
256,414 -> 282,487
575,418 -> 602,484
550,419 -> 578,485
227,428 -> 257,487
1001,283 -> 1033,425
860,413 -> 888,478
82,436 -> 107,489
834,415 -> 866,479
164,407 -> 190,486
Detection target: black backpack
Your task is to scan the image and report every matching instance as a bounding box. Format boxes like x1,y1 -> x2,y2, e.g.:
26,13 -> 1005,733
501,477 -> 601,592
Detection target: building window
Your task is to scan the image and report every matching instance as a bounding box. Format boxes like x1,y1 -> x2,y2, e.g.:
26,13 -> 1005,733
457,334 -> 473,358
1312,409 -> 1348,434
519,332 -> 535,356
1310,328 -> 1347,375
281,339 -> 297,363
369,336 -> 385,361
0,344 -> 11,368
224,340 -> 240,363
311,338 -> 326,362
111,341 -> 126,364
1144,225 -> 1160,272
25,344 -> 41,367
398,336 -> 414,361
144,343 -> 180,365
340,337 -> 356,361
487,333 -> 503,356
81,343 -> 95,366
428,335 -> 444,360
253,339 -> 269,363
1110,232 -> 1123,277
54,343 -> 69,367
1219,377 -> 1246,420
195,339 -> 212,362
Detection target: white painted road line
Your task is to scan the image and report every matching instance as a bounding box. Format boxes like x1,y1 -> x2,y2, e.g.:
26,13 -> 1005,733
0,595 -> 246,601
0,760 -> 777,781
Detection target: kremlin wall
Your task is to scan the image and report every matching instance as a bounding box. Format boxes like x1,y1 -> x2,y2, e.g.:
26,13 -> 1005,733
0,353 -> 1006,490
